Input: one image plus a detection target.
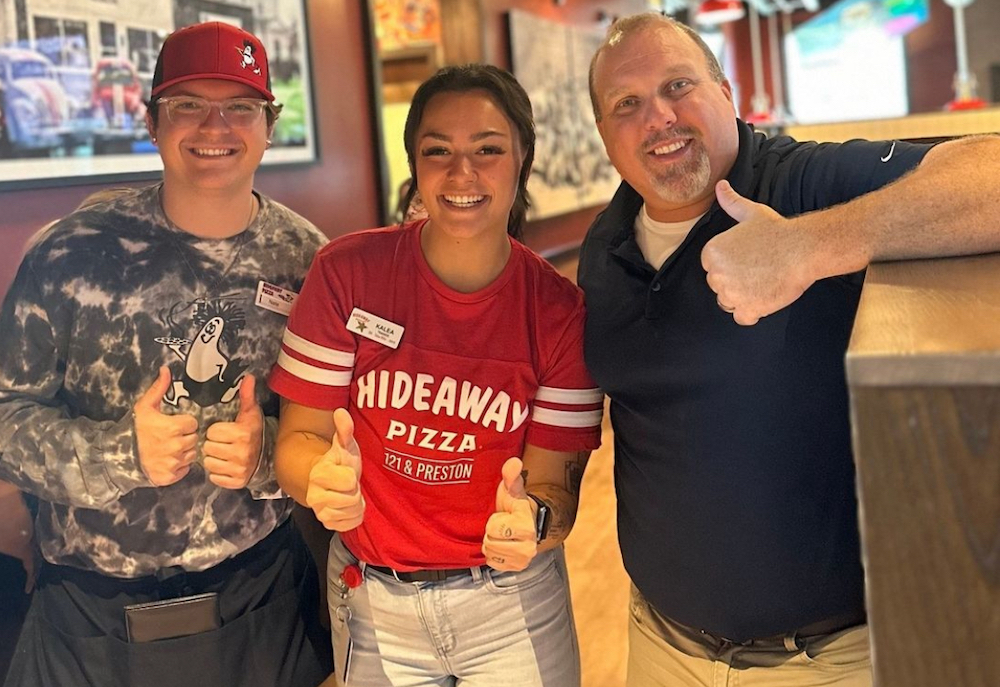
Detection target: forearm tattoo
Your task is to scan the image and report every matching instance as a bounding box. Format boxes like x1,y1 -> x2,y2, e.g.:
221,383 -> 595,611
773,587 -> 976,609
565,458 -> 584,496
294,431 -> 331,447
530,452 -> 588,542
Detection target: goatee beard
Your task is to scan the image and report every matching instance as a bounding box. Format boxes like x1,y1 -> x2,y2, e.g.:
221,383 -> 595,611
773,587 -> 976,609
647,142 -> 711,206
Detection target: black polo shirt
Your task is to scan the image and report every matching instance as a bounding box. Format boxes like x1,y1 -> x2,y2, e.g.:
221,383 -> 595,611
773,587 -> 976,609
579,120 -> 930,641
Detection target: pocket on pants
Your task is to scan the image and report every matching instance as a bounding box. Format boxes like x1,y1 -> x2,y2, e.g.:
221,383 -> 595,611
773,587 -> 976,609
326,534 -> 359,599
799,625 -> 871,670
35,581 -> 318,687
483,549 -> 559,595
629,584 -> 665,639
325,535 -> 363,679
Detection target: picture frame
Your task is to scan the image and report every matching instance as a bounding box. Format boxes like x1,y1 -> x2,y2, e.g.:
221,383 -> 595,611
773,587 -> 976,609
0,0 -> 317,190
508,9 -> 619,220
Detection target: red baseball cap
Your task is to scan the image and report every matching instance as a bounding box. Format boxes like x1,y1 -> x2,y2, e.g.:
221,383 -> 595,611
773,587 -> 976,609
150,22 -> 274,101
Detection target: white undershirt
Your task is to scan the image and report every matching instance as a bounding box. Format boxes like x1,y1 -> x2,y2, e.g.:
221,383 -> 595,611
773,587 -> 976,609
634,204 -> 704,271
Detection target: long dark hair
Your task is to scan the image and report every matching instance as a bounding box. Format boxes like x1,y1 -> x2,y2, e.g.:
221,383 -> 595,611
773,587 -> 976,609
401,64 -> 535,241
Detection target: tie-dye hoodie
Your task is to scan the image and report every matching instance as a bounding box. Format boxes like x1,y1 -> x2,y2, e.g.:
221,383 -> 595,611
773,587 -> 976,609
0,183 -> 326,577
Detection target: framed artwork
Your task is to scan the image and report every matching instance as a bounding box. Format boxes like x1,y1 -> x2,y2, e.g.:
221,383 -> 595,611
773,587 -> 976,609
0,0 -> 317,190
508,9 -> 619,220
373,0 -> 441,53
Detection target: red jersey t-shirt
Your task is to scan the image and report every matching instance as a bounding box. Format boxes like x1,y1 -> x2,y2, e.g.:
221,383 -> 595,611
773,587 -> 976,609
269,221 -> 602,570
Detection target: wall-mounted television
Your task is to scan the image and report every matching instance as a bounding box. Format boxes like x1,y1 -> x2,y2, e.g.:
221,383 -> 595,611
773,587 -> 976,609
784,0 -> 929,124
799,0 -> 929,42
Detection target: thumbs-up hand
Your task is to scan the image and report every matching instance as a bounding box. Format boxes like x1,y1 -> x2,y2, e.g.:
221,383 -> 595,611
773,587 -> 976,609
134,366 -> 199,486
701,180 -> 816,326
306,408 -> 365,531
482,457 -> 538,572
204,375 -> 264,490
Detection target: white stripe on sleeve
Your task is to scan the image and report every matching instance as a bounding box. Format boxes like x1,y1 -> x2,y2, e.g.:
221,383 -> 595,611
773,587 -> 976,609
531,406 -> 603,429
534,386 -> 604,405
276,350 -> 353,387
282,329 -> 356,367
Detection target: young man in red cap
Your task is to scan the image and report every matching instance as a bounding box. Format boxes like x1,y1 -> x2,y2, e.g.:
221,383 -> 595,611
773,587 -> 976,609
0,22 -> 332,686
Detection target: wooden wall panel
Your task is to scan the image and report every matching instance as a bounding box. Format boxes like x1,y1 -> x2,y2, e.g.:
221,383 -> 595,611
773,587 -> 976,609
850,387 -> 1000,686
904,2 -> 957,113
440,0 -> 485,65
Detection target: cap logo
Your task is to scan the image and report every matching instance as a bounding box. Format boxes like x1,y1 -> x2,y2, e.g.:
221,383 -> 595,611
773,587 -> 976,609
237,40 -> 262,76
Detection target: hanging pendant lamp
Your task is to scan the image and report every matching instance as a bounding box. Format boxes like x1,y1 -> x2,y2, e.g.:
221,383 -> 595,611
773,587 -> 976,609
695,0 -> 746,26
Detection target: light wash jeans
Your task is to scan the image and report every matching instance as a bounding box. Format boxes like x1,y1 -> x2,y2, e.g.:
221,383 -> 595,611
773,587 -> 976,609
327,533 -> 581,687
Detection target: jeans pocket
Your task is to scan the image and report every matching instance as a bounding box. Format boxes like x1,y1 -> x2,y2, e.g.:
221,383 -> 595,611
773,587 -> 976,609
483,549 -> 558,595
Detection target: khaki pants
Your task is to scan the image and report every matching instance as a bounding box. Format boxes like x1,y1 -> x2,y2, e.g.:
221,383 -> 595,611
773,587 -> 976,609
627,587 -> 872,687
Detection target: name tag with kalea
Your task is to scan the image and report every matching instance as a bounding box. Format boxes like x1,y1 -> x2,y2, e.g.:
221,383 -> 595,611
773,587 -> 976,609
347,307 -> 404,349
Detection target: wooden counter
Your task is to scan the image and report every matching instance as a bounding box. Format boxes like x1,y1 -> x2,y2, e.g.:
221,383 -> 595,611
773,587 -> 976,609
784,107 -> 1000,143
847,254 -> 1000,686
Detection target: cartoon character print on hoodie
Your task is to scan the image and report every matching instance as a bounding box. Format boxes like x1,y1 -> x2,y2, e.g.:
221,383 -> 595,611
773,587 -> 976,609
159,296 -> 249,407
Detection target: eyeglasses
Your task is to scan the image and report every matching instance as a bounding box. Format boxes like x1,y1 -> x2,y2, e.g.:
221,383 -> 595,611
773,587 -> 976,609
157,96 -> 271,128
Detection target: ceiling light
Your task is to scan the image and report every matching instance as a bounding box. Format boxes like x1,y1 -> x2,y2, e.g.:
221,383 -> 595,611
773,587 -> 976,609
696,0 -> 746,26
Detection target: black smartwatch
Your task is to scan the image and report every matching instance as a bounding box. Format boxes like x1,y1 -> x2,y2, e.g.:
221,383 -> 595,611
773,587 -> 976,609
527,494 -> 550,543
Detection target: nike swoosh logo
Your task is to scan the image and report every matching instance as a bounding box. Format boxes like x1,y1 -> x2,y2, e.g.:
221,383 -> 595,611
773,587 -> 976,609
881,141 -> 896,163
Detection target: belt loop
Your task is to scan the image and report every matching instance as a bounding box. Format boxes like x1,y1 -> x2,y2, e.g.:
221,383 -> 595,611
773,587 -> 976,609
155,565 -> 190,596
391,568 -> 401,582
471,565 -> 485,583
784,634 -> 800,652
155,565 -> 185,584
